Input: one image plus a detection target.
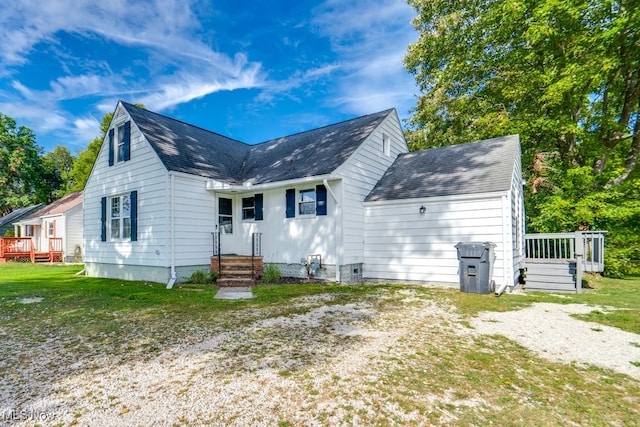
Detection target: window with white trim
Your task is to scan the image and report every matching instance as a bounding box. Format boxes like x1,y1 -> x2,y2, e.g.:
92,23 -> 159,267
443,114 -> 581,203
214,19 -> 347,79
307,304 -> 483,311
299,189 -> 316,215
219,197 -> 233,233
110,194 -> 131,240
47,221 -> 54,237
117,124 -> 127,162
242,197 -> 255,220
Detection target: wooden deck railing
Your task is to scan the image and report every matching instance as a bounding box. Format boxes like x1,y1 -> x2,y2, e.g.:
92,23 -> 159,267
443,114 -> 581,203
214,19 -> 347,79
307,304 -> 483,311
0,237 -> 36,262
524,231 -> 606,272
49,237 -> 63,262
1,237 -> 65,262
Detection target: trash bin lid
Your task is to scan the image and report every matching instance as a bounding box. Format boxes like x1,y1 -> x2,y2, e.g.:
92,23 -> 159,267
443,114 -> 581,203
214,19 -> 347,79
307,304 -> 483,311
455,242 -> 496,258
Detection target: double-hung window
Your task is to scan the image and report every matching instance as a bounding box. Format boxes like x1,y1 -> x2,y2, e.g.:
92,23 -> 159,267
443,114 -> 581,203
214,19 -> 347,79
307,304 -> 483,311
108,121 -> 131,166
100,191 -> 137,242
299,189 -> 316,215
110,194 -> 131,240
242,197 -> 255,220
117,124 -> 127,162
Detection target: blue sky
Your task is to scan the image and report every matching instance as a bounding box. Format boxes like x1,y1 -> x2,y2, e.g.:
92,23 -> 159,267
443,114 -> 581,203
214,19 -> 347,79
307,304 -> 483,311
0,0 -> 419,153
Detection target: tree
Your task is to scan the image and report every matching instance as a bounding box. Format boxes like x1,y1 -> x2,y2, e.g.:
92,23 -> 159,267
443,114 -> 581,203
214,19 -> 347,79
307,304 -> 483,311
404,0 -> 640,275
68,112 -> 113,192
0,113 -> 45,216
41,145 -> 75,201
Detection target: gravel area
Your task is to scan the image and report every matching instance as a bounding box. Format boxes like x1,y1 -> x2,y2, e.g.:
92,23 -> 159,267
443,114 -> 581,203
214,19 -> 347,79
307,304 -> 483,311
471,302 -> 640,380
2,293 -> 639,426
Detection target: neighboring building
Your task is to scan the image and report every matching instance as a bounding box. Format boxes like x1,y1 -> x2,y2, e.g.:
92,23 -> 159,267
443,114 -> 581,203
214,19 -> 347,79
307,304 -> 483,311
83,101 -> 525,290
13,191 -> 84,262
0,204 -> 44,237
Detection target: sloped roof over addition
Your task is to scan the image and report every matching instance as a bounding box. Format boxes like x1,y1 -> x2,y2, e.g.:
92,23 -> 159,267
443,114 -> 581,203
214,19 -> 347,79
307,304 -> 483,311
365,135 -> 520,202
25,191 -> 84,219
121,102 -> 396,185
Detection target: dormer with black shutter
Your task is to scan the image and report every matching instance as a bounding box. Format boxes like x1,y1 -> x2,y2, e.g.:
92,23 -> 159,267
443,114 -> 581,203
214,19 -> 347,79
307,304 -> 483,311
108,120 -> 131,166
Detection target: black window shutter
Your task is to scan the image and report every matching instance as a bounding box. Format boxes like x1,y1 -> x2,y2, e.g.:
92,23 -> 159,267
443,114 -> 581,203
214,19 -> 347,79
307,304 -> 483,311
130,190 -> 137,241
123,121 -> 131,161
285,189 -> 295,218
108,129 -> 114,166
255,193 -> 263,221
100,197 -> 107,241
316,185 -> 327,216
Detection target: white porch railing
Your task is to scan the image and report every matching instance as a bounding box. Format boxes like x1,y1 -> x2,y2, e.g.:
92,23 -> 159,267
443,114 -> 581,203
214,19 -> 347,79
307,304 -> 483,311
524,231 -> 605,272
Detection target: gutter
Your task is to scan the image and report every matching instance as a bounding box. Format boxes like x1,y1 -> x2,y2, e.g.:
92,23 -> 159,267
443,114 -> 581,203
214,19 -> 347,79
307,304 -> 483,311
205,174 -> 338,192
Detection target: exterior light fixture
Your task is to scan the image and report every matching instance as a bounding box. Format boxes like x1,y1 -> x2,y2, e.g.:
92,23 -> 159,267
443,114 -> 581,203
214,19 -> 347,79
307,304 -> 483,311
419,205 -> 426,214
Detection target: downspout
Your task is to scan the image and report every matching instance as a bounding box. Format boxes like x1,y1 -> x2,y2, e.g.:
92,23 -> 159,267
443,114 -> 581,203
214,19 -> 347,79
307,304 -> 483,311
323,179 -> 341,282
495,194 -> 510,297
166,173 -> 177,289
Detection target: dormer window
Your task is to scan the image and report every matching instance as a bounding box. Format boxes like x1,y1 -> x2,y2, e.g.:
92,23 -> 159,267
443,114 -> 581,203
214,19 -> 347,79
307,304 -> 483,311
108,120 -> 131,166
382,134 -> 391,156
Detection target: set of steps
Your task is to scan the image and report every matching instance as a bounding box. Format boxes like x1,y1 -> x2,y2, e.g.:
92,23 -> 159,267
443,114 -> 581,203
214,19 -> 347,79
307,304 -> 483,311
525,260 -> 577,292
213,255 -> 263,287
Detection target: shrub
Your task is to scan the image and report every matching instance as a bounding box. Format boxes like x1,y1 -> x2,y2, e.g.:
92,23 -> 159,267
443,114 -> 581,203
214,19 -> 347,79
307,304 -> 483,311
261,264 -> 282,284
189,269 -> 213,284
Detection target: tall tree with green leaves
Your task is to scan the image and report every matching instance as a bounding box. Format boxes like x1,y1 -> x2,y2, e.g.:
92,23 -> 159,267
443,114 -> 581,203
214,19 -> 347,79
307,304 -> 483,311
68,112 -> 113,192
41,145 -> 75,200
404,0 -> 640,275
0,113 -> 46,216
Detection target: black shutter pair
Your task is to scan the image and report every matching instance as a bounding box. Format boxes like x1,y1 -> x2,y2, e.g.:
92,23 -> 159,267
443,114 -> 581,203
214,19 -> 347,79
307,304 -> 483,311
108,121 -> 131,166
100,190 -> 137,241
285,185 -> 327,218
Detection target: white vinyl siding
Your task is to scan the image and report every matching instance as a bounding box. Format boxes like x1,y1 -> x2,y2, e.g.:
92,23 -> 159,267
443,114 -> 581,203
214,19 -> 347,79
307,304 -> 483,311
363,195 -> 510,286
334,112 -> 408,265
83,103 -> 169,268
172,174 -> 216,266
64,204 -> 83,260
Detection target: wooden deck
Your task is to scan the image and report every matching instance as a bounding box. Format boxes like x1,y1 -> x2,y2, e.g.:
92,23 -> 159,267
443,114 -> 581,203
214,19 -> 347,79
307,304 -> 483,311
0,237 -> 63,263
524,231 -> 605,293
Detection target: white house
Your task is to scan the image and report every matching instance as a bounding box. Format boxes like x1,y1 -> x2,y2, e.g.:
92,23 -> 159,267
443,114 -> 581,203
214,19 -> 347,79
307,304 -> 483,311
13,191 -> 84,262
83,101 -> 525,290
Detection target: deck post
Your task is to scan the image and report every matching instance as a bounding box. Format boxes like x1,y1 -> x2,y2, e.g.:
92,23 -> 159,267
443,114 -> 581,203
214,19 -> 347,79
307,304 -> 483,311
574,232 -> 585,293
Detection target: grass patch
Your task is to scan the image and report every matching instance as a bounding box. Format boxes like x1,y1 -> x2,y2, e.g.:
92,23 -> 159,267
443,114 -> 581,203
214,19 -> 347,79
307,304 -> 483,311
1,264 -> 639,425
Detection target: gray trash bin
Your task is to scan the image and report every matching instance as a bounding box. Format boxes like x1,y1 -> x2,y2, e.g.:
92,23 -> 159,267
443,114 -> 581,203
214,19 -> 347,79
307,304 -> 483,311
455,242 -> 496,294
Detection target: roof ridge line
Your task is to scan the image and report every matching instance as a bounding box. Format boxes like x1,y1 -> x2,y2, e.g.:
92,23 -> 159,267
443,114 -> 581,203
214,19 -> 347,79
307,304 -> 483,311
251,108 -> 396,147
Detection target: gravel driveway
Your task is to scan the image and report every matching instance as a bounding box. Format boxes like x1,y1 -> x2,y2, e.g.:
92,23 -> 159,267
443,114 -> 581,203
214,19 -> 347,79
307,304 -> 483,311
2,290 -> 639,426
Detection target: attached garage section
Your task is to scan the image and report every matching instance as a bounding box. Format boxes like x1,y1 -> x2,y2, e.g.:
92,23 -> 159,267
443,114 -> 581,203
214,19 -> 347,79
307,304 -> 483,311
362,135 -> 524,288
363,193 -> 510,286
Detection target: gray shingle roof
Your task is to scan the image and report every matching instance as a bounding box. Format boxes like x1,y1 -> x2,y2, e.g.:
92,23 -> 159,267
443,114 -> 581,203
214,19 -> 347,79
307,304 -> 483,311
365,135 -> 520,202
121,102 -> 394,184
123,102 -> 249,183
0,204 -> 44,235
241,109 -> 394,184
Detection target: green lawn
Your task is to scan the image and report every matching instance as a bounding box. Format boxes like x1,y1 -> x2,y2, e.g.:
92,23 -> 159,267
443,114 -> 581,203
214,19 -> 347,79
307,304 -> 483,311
1,263 -> 639,426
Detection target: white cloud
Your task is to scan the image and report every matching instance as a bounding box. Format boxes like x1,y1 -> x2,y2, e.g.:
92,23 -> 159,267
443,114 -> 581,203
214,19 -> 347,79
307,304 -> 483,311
311,0 -> 418,116
0,0 -> 264,147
